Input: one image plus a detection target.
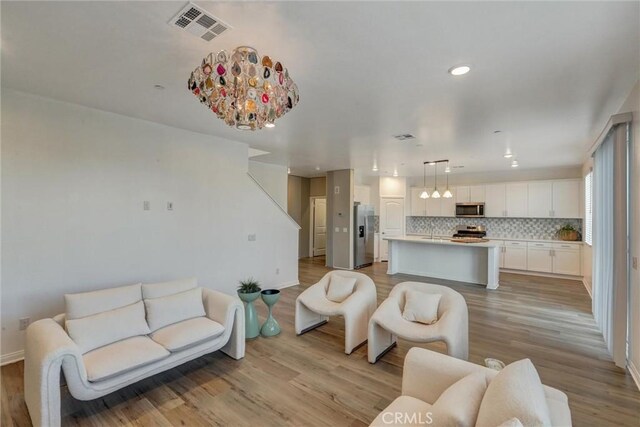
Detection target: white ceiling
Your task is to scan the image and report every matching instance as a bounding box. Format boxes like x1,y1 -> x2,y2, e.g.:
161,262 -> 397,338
2,1 -> 639,177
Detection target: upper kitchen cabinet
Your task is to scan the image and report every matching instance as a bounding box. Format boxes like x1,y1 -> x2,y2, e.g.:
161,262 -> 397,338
505,182 -> 528,217
455,186 -> 470,203
527,182 -> 553,218
485,184 -> 506,217
409,187 -> 426,216
552,180 -> 581,218
441,193 -> 456,217
469,185 -> 486,203
354,185 -> 371,205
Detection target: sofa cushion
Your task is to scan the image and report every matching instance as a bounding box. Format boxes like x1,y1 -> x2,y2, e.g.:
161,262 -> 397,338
65,283 -> 142,320
83,336 -> 170,382
144,287 -> 206,332
429,372 -> 488,426
66,301 -> 151,354
326,275 -> 356,303
151,317 -> 225,352
476,359 -> 552,427
545,393 -> 572,427
370,396 -> 433,426
142,277 -> 197,299
402,290 -> 441,325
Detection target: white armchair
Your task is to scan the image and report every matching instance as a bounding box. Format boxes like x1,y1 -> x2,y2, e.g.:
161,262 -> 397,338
368,282 -> 468,363
295,271 -> 378,354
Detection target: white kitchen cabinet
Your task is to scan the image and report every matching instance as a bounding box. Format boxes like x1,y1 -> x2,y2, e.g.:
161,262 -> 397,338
425,192 -> 441,216
497,241 -> 506,268
505,183 -> 528,217
527,242 -> 553,273
441,193 -> 456,217
469,185 -> 486,203
485,184 -> 506,217
354,185 -> 371,205
552,180 -> 581,218
528,182 -> 553,218
456,186 -> 470,203
410,187 -> 426,216
503,241 -> 527,270
552,243 -> 581,275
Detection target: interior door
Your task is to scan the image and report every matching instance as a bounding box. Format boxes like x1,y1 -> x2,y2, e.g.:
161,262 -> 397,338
312,198 -> 326,256
380,197 -> 405,261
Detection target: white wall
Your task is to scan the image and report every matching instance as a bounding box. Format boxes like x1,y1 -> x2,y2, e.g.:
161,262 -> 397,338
248,160 -> 288,210
1,89 -> 299,360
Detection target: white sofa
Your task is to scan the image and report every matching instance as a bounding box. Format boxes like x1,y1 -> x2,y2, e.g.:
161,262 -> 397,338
371,348 -> 572,427
24,278 -> 244,427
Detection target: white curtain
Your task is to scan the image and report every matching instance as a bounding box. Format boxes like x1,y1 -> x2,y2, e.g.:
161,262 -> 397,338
592,124 -> 628,368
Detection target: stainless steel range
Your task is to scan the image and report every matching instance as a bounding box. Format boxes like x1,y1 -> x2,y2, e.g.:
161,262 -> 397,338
452,225 -> 487,239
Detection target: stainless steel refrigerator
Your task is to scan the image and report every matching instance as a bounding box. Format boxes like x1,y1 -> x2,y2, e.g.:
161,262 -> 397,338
354,203 -> 375,269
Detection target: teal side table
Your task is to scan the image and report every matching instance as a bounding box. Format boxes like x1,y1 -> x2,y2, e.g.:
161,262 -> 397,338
237,290 -> 261,339
260,289 -> 281,337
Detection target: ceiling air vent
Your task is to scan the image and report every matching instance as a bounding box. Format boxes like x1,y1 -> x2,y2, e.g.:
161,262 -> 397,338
168,2 -> 232,42
393,134 -> 416,141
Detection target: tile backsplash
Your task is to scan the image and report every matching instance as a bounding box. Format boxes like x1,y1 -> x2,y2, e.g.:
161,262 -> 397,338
406,217 -> 582,240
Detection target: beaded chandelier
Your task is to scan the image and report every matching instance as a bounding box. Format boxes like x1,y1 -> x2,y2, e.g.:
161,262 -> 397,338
188,46 -> 299,130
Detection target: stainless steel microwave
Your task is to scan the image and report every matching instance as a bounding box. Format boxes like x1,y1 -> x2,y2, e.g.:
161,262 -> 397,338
455,202 -> 485,218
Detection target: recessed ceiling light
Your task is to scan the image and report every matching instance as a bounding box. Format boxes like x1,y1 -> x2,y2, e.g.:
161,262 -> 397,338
265,122 -> 275,128
315,166 -> 320,171
287,167 -> 291,174
393,170 -> 398,177
504,152 -> 513,159
154,84 -> 165,90
448,65 -> 471,76
511,160 -> 519,168
372,165 -> 379,172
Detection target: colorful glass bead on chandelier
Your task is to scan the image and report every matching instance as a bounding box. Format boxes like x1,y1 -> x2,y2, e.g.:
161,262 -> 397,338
188,46 -> 299,130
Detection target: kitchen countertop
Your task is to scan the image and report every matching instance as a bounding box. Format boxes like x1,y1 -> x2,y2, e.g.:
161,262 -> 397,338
384,235 -> 501,248
406,234 -> 584,244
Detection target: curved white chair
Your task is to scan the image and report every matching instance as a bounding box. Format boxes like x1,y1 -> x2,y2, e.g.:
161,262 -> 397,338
368,281 -> 468,363
295,271 -> 378,354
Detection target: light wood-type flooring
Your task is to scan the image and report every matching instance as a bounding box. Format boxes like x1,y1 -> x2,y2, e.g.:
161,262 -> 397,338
2,257 -> 639,426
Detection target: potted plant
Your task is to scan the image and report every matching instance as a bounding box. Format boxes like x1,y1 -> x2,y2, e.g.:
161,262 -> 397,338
557,224 -> 580,241
237,278 -> 262,339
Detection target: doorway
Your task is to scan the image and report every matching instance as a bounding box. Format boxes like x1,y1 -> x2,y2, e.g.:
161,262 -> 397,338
380,197 -> 405,261
310,197 -> 326,257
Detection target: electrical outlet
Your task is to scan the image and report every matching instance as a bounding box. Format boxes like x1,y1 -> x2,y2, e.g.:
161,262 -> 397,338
143,201 -> 150,211
167,202 -> 173,211
248,234 -> 256,241
19,317 -> 30,331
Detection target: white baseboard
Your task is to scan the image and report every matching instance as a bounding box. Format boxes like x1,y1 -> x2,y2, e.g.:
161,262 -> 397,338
1,350 -> 24,366
276,280 -> 300,289
629,360 -> 640,391
582,278 -> 593,298
500,269 -> 583,281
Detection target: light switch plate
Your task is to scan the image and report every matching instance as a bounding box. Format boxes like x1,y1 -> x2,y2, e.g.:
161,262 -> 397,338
633,257 -> 638,270
248,234 -> 256,241
167,202 -> 173,211
143,201 -> 150,211
334,186 -> 340,194
335,227 -> 339,232
342,227 -> 348,233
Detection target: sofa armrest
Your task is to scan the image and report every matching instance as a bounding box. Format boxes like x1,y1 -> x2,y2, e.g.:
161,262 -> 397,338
24,318 -> 85,427
402,347 -> 487,404
202,288 -> 245,359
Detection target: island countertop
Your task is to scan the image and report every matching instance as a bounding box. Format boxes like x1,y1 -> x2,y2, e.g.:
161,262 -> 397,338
384,235 -> 501,289
384,235 -> 501,249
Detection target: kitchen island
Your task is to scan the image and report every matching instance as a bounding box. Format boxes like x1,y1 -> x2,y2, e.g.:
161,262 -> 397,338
384,236 -> 501,289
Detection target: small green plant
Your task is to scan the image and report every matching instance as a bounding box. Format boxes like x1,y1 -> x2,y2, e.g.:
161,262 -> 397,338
559,224 -> 577,232
238,278 -> 261,294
